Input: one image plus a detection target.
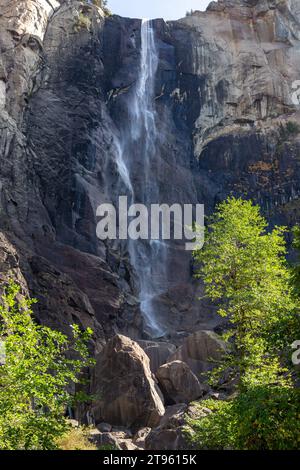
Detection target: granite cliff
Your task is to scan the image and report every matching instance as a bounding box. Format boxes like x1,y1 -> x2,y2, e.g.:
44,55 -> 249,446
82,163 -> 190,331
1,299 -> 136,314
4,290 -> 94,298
1,0 -> 300,353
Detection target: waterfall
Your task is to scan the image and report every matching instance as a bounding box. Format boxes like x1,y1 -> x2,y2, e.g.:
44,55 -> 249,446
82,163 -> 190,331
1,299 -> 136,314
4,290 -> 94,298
118,19 -> 167,338
131,19 -> 158,158
129,19 -> 167,338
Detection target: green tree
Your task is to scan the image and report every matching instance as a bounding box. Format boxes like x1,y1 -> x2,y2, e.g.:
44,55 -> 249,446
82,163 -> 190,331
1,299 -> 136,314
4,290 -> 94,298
0,281 -> 94,450
187,198 -> 300,450
193,197 -> 298,388
292,225 -> 300,295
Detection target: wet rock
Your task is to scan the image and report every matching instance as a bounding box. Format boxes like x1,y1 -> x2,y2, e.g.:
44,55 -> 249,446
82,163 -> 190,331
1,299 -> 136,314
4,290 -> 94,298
92,335 -> 165,429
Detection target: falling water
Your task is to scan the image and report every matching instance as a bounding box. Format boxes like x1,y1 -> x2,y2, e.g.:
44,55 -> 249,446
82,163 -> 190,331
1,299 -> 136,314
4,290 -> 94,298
131,19 -> 158,157
128,19 -> 168,338
114,138 -> 133,195
110,20 -> 168,337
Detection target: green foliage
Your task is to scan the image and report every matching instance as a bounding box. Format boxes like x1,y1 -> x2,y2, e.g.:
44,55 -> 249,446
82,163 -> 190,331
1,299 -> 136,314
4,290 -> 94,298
185,399 -> 235,450
74,12 -> 92,32
292,225 -> 300,296
194,197 -> 298,389
0,281 -> 94,450
279,121 -> 300,141
190,197 -> 300,450
186,386 -> 300,450
285,121 -> 300,135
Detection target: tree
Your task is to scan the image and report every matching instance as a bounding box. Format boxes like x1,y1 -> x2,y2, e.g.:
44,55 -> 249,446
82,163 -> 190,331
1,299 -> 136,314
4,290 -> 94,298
193,197 -> 298,389
187,197 -> 300,450
0,281 -> 94,450
292,225 -> 300,295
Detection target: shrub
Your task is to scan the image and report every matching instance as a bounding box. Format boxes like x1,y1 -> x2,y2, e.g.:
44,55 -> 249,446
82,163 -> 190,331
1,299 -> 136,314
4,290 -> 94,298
279,121 -> 300,141
185,399 -> 235,450
74,12 -> 92,32
285,121 -> 300,135
187,386 -> 300,450
0,281 -> 94,450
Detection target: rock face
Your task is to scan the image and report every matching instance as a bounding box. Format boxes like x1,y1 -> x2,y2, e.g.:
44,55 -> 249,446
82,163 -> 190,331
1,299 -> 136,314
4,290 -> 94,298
138,340 -> 177,373
168,330 -> 230,375
0,0 -> 300,361
0,0 -> 300,346
91,335 -> 165,428
1,0 -> 300,451
133,427 -> 152,449
145,404 -> 189,450
156,360 -> 206,404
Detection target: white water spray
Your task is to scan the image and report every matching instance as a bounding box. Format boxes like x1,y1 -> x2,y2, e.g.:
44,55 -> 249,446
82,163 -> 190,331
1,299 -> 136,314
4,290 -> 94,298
112,19 -> 167,338
129,20 -> 167,338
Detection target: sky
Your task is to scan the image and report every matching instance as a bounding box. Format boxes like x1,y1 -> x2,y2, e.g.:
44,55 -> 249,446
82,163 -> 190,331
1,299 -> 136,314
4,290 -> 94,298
107,0 -> 211,21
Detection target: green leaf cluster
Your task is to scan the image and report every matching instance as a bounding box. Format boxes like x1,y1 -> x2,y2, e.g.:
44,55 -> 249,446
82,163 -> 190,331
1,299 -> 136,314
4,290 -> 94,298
194,197 -> 299,389
0,281 -> 94,450
189,197 -> 300,450
186,386 -> 300,450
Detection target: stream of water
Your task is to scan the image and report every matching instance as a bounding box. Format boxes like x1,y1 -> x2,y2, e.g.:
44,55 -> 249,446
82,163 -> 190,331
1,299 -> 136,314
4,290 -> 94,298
115,19 -> 167,338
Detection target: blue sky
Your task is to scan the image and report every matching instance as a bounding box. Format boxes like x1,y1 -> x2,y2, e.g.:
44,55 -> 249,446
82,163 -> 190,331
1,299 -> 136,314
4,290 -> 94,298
107,0 -> 211,20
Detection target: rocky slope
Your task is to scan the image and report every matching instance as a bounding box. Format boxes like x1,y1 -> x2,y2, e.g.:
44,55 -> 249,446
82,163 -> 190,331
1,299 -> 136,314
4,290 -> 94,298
0,0 -> 300,356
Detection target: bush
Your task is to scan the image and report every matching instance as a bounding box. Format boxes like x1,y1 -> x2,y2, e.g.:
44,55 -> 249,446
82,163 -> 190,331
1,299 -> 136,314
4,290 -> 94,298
186,386 -> 300,450
74,12 -> 92,32
185,399 -> 235,450
279,121 -> 300,141
0,281 -> 94,450
286,121 -> 300,135
292,225 -> 300,296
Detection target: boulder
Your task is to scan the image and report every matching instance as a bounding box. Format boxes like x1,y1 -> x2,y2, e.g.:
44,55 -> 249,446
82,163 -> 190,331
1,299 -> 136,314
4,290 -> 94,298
111,426 -> 133,438
88,429 -> 141,450
92,335 -> 165,429
168,330 -> 229,375
138,340 -> 176,373
133,427 -> 152,449
145,404 -> 188,450
156,360 -> 206,404
119,440 -> 140,451
97,422 -> 112,433
88,430 -> 121,450
145,401 -> 215,450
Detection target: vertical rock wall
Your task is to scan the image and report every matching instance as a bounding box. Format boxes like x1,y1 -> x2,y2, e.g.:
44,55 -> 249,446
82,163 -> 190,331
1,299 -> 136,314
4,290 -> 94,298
0,0 -> 300,347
